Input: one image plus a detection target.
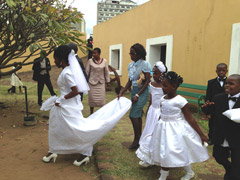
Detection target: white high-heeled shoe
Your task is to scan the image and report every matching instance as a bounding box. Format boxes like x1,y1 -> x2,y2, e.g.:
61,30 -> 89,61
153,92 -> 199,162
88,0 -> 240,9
158,169 -> 169,180
180,171 -> 195,180
139,161 -> 151,167
73,157 -> 90,166
42,153 -> 58,163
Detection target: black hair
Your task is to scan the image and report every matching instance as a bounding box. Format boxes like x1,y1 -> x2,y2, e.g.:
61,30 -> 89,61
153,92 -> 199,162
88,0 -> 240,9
229,74 -> 240,85
66,42 -> 78,53
131,43 -> 146,60
93,47 -> 101,54
216,63 -> 227,69
54,45 -> 72,64
164,71 -> 183,87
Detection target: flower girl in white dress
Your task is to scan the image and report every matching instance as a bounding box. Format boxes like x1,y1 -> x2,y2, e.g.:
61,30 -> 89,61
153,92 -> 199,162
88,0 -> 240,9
136,61 -> 166,167
41,45 -> 131,166
150,71 -> 209,180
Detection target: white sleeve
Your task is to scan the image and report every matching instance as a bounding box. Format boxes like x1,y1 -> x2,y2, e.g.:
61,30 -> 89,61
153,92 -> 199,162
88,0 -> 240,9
178,95 -> 188,108
149,83 -> 153,94
64,71 -> 76,88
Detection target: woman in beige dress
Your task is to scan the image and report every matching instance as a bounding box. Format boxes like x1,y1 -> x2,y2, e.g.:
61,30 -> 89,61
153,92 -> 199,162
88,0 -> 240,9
86,48 -> 111,114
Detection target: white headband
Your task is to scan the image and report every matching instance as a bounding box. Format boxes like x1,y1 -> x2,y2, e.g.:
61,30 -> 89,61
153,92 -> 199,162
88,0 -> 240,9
154,61 -> 167,73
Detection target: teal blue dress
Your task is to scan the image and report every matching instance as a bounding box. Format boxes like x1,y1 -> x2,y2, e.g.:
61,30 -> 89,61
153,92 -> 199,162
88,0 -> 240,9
128,59 -> 151,118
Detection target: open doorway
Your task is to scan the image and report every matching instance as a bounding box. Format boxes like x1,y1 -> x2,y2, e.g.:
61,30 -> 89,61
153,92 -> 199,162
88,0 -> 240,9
146,35 -> 173,70
149,44 -> 167,65
109,44 -> 123,75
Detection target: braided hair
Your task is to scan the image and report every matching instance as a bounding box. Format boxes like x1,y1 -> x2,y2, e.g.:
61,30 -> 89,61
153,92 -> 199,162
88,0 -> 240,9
164,71 -> 183,87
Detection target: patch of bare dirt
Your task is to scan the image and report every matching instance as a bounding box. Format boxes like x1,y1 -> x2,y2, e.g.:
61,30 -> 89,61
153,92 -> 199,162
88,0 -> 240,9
0,56 -> 98,180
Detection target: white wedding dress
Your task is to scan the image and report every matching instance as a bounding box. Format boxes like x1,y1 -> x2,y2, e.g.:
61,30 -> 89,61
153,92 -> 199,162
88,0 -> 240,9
150,95 -> 209,167
41,66 -> 131,156
136,83 -> 164,164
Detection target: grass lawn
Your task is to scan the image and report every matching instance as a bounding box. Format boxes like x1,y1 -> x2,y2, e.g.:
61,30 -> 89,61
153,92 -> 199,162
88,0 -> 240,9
0,77 -> 225,180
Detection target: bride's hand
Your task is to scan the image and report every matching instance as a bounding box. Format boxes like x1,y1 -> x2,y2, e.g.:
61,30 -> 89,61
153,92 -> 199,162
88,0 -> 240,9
55,96 -> 65,106
55,102 -> 60,107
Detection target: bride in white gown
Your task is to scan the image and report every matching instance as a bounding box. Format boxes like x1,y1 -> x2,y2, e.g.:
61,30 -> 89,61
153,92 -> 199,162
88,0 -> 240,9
41,45 -> 131,166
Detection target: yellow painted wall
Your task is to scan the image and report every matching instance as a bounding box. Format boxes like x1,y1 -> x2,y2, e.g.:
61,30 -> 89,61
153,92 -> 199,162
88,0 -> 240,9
93,0 -> 240,86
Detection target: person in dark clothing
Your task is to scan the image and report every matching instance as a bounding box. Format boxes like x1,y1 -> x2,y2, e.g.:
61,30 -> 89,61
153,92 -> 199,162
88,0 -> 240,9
66,42 -> 88,101
202,74 -> 240,180
32,53 -> 56,106
205,63 -> 228,145
87,36 -> 93,60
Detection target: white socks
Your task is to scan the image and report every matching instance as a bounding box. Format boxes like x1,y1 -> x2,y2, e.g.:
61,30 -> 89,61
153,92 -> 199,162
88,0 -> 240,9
181,165 -> 195,180
159,169 -> 169,180
183,165 -> 194,173
158,166 -> 194,180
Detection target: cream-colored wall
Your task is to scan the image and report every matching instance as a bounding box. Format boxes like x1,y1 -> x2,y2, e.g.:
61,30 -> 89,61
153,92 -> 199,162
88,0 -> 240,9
93,0 -> 240,86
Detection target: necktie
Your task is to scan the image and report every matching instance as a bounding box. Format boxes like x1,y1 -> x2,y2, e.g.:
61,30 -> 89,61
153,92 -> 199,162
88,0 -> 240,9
218,79 -> 224,82
228,96 -> 238,102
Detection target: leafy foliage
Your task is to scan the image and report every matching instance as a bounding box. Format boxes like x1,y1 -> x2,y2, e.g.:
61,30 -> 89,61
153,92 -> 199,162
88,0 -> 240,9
0,0 -> 86,76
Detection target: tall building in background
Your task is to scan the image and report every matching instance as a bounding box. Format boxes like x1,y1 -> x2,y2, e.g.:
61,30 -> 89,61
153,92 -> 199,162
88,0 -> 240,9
70,18 -> 86,33
97,0 -> 137,24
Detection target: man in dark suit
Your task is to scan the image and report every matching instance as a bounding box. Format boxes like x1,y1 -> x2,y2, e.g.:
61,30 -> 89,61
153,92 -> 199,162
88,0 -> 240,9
205,63 -> 228,145
202,74 -> 240,180
32,54 -> 56,105
87,36 -> 93,60
66,42 -> 88,101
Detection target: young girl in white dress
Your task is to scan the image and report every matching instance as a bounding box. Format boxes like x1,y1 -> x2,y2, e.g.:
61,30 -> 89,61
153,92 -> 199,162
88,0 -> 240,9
136,61 -> 166,167
150,71 -> 209,180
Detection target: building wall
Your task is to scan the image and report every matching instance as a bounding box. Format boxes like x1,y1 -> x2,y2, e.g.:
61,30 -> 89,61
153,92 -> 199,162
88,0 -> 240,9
97,0 -> 137,24
93,0 -> 240,86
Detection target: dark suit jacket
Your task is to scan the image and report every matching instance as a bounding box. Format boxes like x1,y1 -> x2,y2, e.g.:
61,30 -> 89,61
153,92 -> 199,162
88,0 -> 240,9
206,77 -> 226,102
32,57 -> 51,81
211,93 -> 240,148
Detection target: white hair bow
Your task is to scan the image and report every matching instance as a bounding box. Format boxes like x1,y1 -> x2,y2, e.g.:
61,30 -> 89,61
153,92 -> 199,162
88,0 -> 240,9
155,61 -> 166,73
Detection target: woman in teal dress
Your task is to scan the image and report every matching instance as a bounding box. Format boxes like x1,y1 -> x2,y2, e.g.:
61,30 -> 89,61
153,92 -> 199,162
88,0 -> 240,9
118,43 -> 151,149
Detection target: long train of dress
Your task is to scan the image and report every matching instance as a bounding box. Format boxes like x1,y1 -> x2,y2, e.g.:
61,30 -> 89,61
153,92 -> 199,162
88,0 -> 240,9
41,96 -> 131,156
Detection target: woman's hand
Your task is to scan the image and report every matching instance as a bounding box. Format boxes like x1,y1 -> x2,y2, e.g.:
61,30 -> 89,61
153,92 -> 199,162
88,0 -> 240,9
55,95 -> 66,106
106,82 -> 111,91
118,79 -> 132,100
200,135 -> 209,146
117,91 -> 123,100
132,95 -> 139,104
